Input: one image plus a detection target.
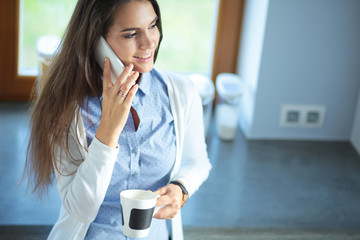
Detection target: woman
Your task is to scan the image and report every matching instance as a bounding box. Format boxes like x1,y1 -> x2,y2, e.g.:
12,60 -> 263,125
25,0 -> 211,239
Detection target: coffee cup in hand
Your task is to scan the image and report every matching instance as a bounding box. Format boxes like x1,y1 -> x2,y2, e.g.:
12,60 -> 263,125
120,189 -> 160,238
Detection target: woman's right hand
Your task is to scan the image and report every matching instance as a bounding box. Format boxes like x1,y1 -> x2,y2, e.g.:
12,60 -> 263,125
95,58 -> 139,148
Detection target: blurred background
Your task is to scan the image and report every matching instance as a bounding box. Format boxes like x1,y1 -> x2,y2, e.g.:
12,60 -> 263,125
1,0 -> 360,239
18,0 -> 218,75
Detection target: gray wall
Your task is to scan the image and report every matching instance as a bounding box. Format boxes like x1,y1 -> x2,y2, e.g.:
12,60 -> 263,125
237,0 -> 360,140
351,90 -> 360,154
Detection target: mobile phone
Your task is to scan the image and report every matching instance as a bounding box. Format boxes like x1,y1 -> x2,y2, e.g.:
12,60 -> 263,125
95,36 -> 124,84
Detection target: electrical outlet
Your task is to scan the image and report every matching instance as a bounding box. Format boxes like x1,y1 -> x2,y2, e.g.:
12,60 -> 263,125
303,105 -> 326,127
280,104 -> 326,127
306,111 -> 320,123
280,105 -> 302,127
286,110 -> 300,123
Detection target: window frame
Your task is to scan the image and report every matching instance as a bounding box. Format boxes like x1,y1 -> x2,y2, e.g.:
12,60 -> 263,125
212,0 -> 245,81
0,0 -> 34,101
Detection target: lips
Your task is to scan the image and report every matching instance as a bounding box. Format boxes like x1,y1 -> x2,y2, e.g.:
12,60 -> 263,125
134,52 -> 153,63
136,52 -> 152,59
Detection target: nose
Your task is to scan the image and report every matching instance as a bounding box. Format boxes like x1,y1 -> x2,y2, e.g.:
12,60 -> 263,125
139,31 -> 156,50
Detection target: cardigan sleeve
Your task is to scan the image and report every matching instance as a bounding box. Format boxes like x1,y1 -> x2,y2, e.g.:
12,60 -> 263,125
171,79 -> 212,196
54,117 -> 118,224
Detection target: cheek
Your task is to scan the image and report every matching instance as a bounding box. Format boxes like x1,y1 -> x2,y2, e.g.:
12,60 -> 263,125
150,29 -> 160,48
113,42 -> 136,63
106,38 -> 128,60
154,31 -> 160,47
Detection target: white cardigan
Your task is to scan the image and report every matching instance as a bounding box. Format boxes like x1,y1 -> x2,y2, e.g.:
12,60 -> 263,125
48,70 -> 212,240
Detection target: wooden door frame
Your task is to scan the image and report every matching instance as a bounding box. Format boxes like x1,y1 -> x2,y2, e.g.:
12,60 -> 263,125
211,0 -> 245,86
0,0 -> 35,101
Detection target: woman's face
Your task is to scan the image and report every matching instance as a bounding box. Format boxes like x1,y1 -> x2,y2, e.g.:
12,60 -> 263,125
106,0 -> 160,73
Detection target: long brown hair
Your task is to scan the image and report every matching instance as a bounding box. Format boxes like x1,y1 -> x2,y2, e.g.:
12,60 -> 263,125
24,0 -> 163,197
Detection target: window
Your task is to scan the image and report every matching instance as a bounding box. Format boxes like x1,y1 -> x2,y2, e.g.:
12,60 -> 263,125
18,0 -> 76,76
156,0 -> 218,76
18,0 -> 218,77
0,0 -> 243,100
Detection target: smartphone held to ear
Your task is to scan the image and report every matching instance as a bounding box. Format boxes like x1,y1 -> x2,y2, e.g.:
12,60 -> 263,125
95,36 -> 124,84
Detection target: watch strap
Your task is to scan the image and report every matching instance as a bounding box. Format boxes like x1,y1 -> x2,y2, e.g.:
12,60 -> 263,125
169,180 -> 188,195
169,180 -> 189,207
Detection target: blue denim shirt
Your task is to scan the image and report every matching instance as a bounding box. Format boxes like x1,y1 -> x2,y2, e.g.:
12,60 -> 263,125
82,69 -> 176,240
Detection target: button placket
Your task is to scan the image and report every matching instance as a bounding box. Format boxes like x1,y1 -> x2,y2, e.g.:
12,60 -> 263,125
129,138 -> 140,189
127,89 -> 143,189
123,110 -> 138,189
129,146 -> 140,188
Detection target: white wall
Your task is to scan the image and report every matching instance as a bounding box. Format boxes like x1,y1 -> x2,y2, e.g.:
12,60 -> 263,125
237,0 -> 360,140
237,0 -> 269,137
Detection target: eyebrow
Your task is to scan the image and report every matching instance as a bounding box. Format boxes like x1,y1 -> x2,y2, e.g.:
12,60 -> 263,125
120,16 -> 158,33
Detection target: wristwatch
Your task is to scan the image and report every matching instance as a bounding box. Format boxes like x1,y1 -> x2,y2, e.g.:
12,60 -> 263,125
169,180 -> 189,207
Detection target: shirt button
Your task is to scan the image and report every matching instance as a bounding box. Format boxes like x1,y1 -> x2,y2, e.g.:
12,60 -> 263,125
131,148 -> 138,155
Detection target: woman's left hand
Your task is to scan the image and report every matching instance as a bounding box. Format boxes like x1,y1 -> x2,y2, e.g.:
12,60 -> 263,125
153,184 -> 183,219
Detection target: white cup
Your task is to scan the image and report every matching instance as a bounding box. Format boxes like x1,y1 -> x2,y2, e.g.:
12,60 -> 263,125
120,189 -> 160,238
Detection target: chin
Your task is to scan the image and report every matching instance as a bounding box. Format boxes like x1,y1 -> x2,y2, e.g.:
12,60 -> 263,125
135,64 -> 154,74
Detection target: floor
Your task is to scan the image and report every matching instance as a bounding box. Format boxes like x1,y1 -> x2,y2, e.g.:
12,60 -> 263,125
1,102 -> 360,231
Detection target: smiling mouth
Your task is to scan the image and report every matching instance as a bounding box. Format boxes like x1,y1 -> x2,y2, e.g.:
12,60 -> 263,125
135,52 -> 152,59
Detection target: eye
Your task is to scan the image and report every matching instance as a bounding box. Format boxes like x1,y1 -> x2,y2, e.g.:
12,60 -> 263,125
149,23 -> 157,30
149,18 -> 158,30
124,32 -> 136,39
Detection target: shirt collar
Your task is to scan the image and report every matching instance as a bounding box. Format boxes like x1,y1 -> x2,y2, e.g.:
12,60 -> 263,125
137,70 -> 152,96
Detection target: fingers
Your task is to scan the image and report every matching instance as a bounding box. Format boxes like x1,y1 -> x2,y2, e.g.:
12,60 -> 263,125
97,59 -> 139,148
152,185 -> 183,219
116,71 -> 139,109
122,83 -> 138,107
119,71 -> 139,97
154,186 -> 167,196
155,185 -> 182,207
102,58 -> 139,102
111,64 -> 135,98
156,194 -> 181,209
153,204 -> 180,219
103,58 -> 113,90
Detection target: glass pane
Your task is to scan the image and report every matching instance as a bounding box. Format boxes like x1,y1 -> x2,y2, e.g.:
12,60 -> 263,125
156,0 -> 219,76
18,0 -> 76,76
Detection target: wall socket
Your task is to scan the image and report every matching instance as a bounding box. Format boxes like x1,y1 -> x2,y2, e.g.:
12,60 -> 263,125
279,104 -> 326,127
